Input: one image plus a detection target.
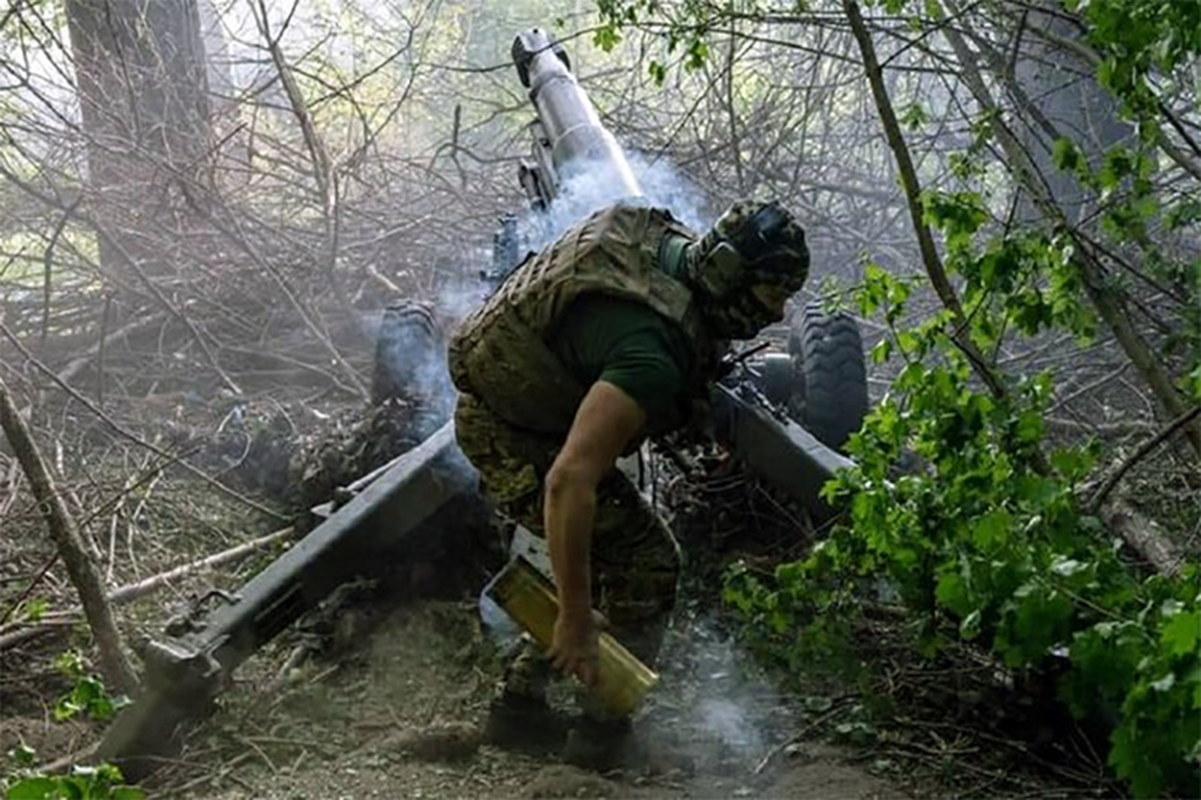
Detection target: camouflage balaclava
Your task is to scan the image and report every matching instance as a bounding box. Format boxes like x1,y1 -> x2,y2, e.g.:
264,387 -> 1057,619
683,200 -> 810,340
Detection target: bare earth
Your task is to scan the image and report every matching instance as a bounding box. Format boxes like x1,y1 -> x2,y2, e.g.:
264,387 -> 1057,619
141,599 -> 912,800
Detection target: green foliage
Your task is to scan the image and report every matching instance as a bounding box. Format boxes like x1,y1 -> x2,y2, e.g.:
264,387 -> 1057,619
7,745 -> 38,768
1068,0 -> 1201,118
4,762 -> 144,800
0,667 -> 138,797
589,0 -> 1201,793
899,101 -> 928,130
725,262 -> 1201,797
647,59 -> 667,86
1050,130 -> 1200,388
50,651 -> 128,723
593,0 -> 729,71
1052,2 -> 1201,393
9,597 -> 50,624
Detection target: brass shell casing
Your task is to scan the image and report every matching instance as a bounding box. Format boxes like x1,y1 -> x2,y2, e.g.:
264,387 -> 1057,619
488,556 -> 658,717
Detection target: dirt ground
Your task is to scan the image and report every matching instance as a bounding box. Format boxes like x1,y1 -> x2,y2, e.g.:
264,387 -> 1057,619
139,597 -> 911,800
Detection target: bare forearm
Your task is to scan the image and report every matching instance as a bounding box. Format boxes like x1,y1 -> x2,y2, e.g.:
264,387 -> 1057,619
545,471 -> 596,616
541,381 -> 644,684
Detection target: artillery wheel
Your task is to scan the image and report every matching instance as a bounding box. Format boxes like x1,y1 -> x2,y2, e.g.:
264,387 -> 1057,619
372,301 -> 441,405
787,302 -> 868,452
371,301 -> 454,441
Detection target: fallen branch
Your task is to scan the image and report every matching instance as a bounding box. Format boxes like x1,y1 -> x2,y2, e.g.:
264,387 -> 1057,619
366,263 -> 405,296
55,312 -> 167,386
1102,500 -> 1186,578
0,377 -> 137,693
38,742 -> 101,776
752,698 -> 853,776
0,618 -> 75,650
0,528 -> 295,652
107,526 -> 294,604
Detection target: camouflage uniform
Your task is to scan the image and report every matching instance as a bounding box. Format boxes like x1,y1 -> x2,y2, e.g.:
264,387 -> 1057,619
455,393 -> 680,669
449,199 -> 809,716
450,204 -> 716,684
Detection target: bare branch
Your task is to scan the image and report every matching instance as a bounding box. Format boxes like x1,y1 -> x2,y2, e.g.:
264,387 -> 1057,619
0,376 -> 138,694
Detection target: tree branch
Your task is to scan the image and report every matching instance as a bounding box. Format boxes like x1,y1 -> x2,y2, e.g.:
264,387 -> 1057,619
0,376 -> 138,694
940,13 -> 1201,460
1088,404 -> 1201,514
0,319 -> 288,521
843,1 -> 1036,456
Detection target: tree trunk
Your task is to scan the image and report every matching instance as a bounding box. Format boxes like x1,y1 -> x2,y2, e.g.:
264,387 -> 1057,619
1006,1 -> 1131,225
65,0 -> 212,279
0,378 -> 138,694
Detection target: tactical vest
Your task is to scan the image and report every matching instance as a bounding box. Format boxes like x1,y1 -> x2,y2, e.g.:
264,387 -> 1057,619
449,204 -> 721,436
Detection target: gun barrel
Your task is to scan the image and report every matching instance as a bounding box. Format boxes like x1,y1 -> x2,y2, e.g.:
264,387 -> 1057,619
512,28 -> 641,200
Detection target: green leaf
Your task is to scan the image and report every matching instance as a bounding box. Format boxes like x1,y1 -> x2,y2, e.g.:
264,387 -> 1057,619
647,60 -> 666,86
20,597 -> 49,623
1014,410 -> 1043,445
1052,137 -> 1081,172
1149,672 -> 1176,692
959,608 -> 982,640
1161,611 -> 1200,658
7,743 -> 38,766
1051,555 -> 1087,578
5,777 -> 59,800
53,649 -> 85,678
110,788 -> 146,800
870,338 -> 892,364
935,569 -> 969,616
899,102 -> 928,130
593,25 -> 621,52
972,508 -> 1011,549
685,38 -> 709,70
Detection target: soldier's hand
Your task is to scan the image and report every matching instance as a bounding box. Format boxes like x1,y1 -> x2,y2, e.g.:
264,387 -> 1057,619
548,608 -> 602,688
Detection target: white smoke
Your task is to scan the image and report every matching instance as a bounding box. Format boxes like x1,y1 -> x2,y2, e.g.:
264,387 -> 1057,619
673,619 -> 766,755
523,148 -> 715,252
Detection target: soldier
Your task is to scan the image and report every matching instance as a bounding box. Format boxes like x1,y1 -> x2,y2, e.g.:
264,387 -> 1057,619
448,198 -> 809,768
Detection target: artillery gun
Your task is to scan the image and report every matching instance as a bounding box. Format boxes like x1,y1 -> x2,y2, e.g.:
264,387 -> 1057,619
501,29 -> 868,453
97,28 -> 869,780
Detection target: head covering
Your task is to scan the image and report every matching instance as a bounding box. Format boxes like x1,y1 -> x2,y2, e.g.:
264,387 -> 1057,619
683,200 -> 809,339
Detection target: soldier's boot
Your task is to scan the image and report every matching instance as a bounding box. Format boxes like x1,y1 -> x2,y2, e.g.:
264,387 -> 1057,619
485,636 -> 568,752
559,605 -> 667,771
561,714 -> 636,772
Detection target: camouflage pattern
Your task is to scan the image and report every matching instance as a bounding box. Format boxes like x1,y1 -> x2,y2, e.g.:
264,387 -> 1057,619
450,199 -> 809,722
448,203 -> 722,437
455,393 -> 681,704
685,200 -> 810,340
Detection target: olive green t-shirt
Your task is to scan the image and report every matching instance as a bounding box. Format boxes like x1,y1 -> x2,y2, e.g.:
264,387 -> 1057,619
551,294 -> 694,432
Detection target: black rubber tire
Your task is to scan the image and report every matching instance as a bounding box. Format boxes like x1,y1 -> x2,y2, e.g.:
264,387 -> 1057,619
788,302 -> 868,452
371,301 -> 454,438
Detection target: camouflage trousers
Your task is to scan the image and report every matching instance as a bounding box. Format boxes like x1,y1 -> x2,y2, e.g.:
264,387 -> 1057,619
455,393 -> 681,709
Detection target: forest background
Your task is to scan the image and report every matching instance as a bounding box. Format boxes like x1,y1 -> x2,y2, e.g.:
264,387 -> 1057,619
0,0 -> 1197,797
